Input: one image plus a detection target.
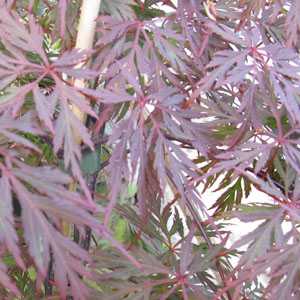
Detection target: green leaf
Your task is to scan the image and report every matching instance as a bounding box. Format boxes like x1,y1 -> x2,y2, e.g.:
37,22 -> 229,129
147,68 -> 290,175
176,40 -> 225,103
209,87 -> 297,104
210,177 -> 244,215
132,6 -> 165,20
96,181 -> 108,195
27,267 -> 36,281
3,255 -> 16,268
213,124 -> 236,139
264,115 -> 289,131
114,218 -> 130,243
169,207 -> 184,238
81,149 -> 101,175
127,183 -> 137,198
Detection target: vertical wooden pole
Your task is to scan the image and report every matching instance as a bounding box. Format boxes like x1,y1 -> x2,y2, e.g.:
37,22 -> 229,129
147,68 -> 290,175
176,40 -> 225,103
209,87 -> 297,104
65,0 -> 102,229
72,0 -> 102,128
65,0 -> 102,225
64,1 -> 102,299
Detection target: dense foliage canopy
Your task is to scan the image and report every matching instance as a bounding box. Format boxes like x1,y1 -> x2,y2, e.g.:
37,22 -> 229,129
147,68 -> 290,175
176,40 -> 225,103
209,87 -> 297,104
0,0 -> 300,299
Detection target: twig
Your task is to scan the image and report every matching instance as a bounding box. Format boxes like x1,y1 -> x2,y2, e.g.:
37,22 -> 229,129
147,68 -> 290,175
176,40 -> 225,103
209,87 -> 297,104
44,249 -> 54,296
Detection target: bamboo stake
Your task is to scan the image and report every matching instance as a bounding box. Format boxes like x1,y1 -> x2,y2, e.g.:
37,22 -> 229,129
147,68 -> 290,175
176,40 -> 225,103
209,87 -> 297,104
47,1 -> 102,295
65,0 -> 102,230
72,0 -> 102,133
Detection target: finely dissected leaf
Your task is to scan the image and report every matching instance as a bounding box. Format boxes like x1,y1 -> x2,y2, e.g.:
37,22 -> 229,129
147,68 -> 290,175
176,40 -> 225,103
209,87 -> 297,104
0,9 -> 100,209
0,112 -> 43,151
285,0 -> 300,47
266,243 -> 300,300
0,177 -> 24,269
92,247 -> 171,299
207,142 -> 274,178
210,177 -> 245,215
207,21 -> 248,47
194,49 -> 250,94
32,87 -> 56,133
0,9 -> 46,62
231,205 -> 286,266
0,154 -> 101,299
179,226 -> 195,274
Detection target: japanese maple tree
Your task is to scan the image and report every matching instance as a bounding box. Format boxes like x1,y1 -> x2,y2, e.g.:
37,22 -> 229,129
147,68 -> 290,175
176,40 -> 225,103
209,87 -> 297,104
0,0 -> 299,299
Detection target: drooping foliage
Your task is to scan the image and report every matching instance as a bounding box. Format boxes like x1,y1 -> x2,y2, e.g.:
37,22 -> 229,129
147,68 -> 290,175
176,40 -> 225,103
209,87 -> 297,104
0,0 -> 300,299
